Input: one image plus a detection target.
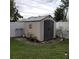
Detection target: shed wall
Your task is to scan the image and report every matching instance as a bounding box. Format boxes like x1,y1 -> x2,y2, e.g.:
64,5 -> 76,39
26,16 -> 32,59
24,22 -> 42,41
43,17 -> 56,38
41,16 -> 56,40
44,16 -> 56,38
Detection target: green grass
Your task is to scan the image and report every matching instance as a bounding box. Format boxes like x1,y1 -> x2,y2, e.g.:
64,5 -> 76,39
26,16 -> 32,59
10,38 -> 69,59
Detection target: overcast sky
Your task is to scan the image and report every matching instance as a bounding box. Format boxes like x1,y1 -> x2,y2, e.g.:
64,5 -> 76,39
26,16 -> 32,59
15,0 -> 62,18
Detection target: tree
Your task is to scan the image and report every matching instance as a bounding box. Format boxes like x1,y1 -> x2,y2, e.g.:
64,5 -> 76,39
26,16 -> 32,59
10,0 -> 23,22
60,0 -> 69,21
54,7 -> 64,22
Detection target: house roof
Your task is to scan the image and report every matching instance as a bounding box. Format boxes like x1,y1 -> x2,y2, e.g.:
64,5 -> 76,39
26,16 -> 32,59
18,15 -> 53,22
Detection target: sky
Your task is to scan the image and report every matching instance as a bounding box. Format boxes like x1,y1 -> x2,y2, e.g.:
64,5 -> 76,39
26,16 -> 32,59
15,0 -> 62,19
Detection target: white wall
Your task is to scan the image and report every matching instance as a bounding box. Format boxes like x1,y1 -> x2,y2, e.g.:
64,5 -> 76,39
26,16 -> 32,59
10,22 -> 24,37
56,22 -> 69,39
56,22 -> 69,31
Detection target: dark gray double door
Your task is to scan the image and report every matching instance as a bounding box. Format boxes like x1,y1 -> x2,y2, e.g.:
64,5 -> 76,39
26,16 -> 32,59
44,20 -> 54,41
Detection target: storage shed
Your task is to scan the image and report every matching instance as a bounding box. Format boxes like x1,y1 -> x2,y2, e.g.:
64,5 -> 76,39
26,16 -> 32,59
18,15 -> 56,41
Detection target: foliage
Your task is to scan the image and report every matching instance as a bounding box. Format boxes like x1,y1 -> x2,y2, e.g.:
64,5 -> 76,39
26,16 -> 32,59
10,0 -> 23,22
54,8 -> 64,22
60,0 -> 69,21
60,0 -> 69,9
54,0 -> 69,22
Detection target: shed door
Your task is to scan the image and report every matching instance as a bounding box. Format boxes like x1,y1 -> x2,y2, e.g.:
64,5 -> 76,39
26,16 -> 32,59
44,20 -> 54,41
15,28 -> 24,37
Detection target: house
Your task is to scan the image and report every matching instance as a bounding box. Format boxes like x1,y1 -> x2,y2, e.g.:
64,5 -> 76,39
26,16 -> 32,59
10,15 -> 56,41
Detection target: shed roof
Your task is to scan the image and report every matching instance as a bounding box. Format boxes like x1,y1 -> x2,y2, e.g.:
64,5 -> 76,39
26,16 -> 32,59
18,15 -> 54,22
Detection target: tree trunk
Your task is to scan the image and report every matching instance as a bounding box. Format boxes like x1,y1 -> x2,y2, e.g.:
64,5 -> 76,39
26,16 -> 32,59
63,8 -> 68,21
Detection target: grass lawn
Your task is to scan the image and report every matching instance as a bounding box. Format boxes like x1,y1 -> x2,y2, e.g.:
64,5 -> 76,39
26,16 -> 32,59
10,38 -> 69,59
